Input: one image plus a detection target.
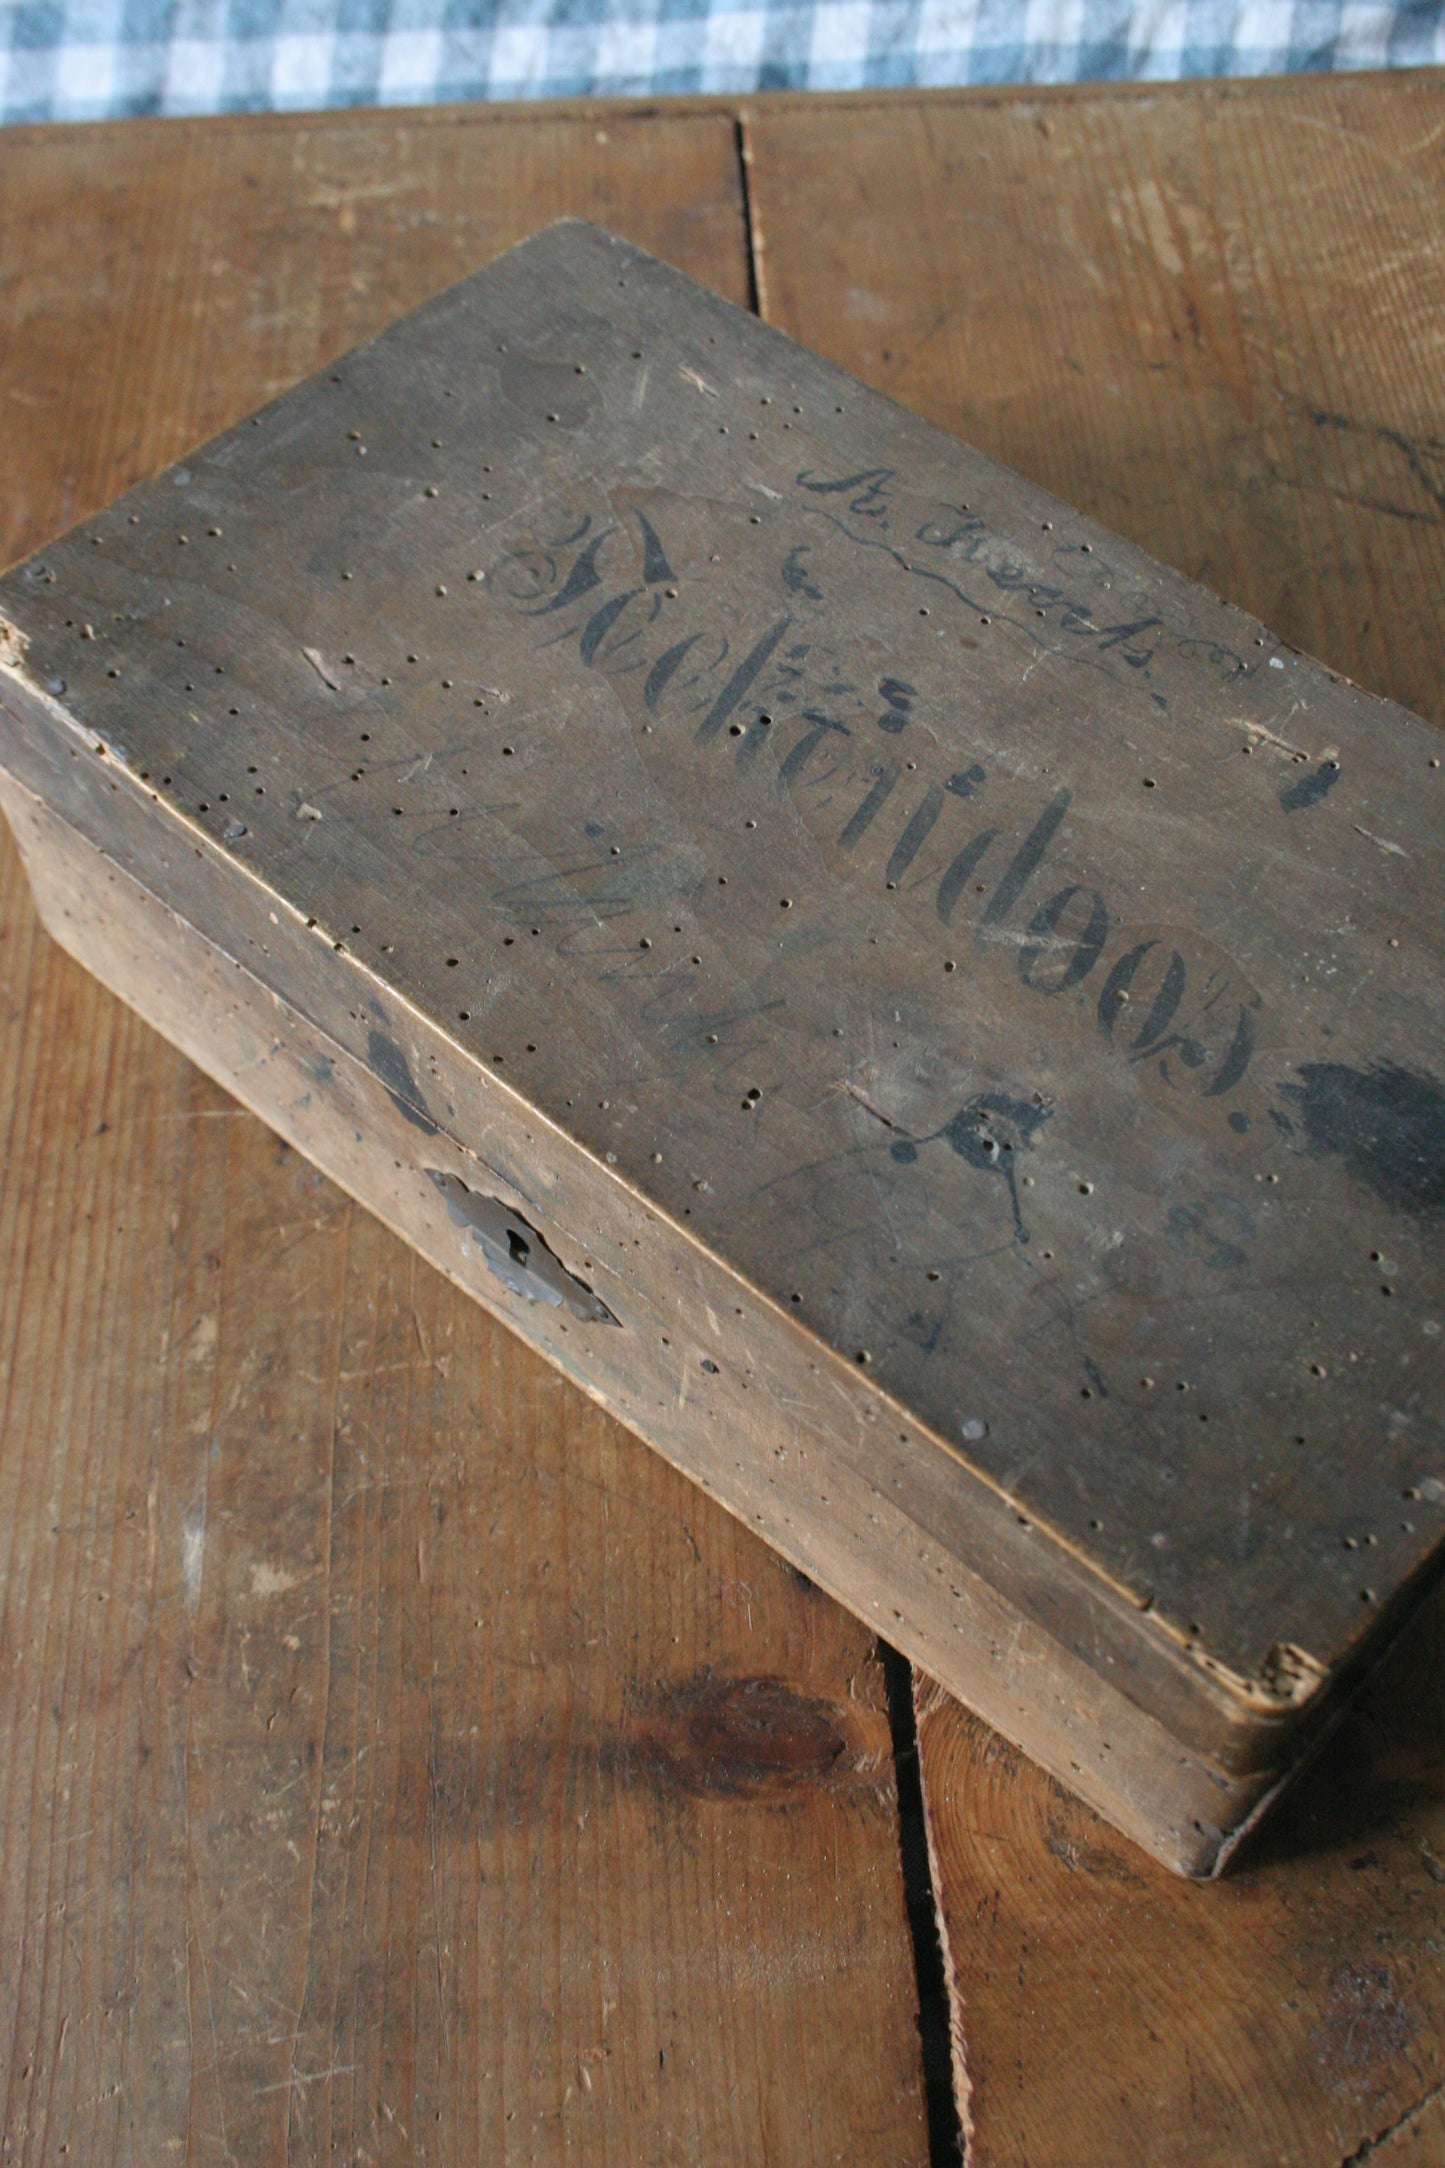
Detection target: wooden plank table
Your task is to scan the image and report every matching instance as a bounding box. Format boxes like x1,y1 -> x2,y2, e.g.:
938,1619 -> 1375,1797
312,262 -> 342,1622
1,70 -> 1442,2166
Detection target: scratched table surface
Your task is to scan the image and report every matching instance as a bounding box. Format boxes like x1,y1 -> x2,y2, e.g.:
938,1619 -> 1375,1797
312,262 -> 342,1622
1,73 -> 1444,2168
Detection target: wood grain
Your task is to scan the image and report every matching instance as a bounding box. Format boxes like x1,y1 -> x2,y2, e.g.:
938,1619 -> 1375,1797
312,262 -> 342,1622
0,106 -> 751,569
748,74 -> 1445,730
750,70 -> 1445,2165
0,107 -> 930,2167
909,1596 -> 1445,2168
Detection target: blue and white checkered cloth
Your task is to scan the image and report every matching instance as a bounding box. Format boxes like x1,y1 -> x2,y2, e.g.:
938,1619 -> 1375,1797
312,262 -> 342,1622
2,0 -> 1441,124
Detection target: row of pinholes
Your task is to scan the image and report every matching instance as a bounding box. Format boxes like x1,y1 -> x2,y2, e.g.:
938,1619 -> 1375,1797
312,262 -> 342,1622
611,261 -> 849,432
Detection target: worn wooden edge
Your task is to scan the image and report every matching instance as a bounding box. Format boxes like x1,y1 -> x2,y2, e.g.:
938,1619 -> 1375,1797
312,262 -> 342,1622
1,65 -> 1441,165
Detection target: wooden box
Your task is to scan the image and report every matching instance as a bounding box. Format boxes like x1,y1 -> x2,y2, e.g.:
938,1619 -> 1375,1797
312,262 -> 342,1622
2,220 -> 1442,1875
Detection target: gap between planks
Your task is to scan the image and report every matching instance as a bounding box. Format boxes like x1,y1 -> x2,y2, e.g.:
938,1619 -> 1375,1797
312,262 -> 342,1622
732,112 -> 966,2166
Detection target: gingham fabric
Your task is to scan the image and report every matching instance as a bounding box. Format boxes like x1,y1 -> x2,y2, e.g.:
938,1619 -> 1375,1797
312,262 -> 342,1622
2,0 -> 1441,124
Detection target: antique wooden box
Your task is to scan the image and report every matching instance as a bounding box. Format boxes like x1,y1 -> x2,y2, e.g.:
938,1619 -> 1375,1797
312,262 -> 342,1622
2,221 -> 1442,1875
